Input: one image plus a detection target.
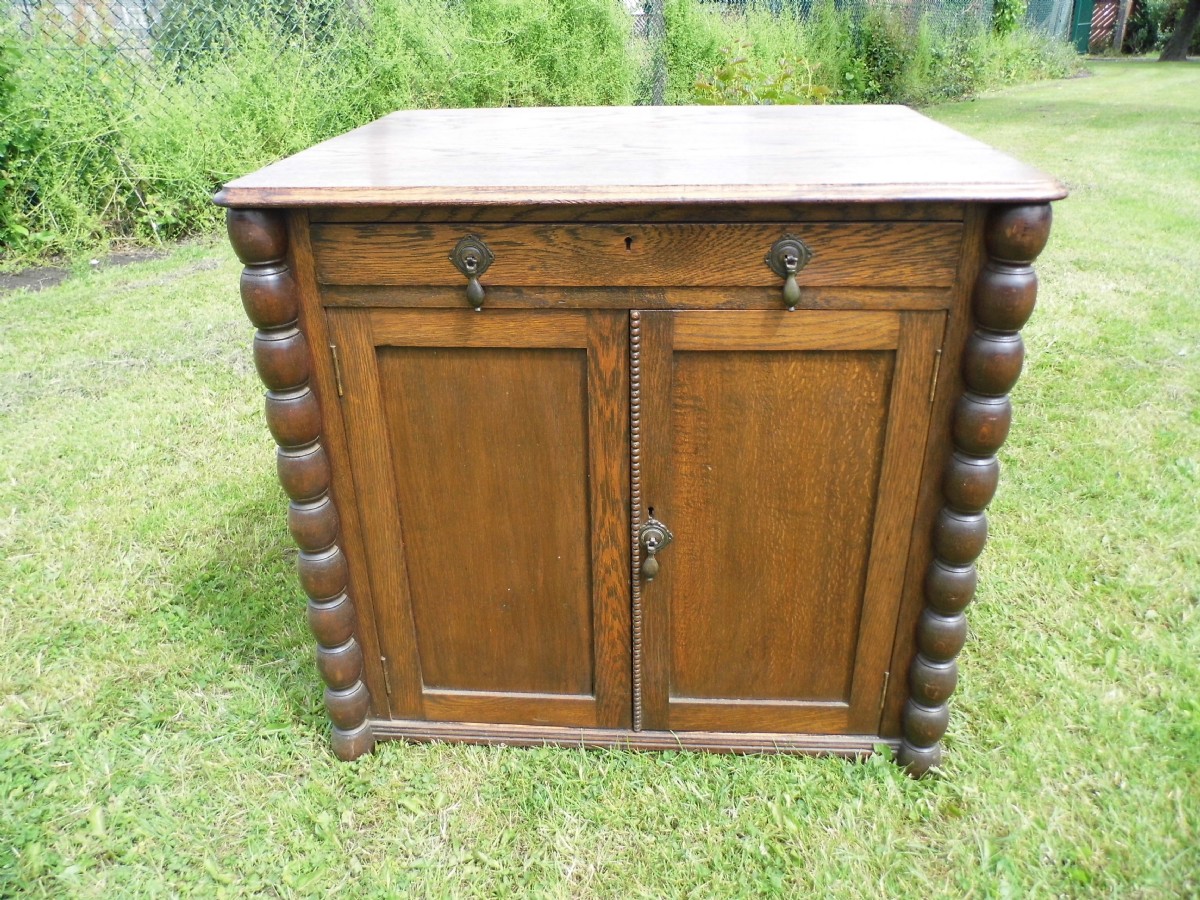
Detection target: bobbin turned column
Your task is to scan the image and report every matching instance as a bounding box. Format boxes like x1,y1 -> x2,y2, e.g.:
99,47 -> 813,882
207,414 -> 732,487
227,209 -> 375,761
899,203 -> 1052,777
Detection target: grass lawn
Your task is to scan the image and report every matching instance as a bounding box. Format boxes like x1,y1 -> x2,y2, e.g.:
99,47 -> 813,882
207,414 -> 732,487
2,60 -> 1197,897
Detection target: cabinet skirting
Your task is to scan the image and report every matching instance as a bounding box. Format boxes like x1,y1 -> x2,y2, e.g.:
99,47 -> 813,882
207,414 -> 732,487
371,719 -> 901,758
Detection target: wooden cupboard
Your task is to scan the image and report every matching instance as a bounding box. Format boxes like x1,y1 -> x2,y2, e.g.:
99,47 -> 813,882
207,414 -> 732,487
217,106 -> 1064,774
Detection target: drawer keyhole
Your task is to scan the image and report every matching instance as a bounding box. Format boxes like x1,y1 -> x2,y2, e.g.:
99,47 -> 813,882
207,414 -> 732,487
625,236 -> 634,251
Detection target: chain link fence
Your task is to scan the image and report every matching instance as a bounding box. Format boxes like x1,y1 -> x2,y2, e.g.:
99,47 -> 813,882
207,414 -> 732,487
4,0 -> 1080,253
5,0 -> 1051,113
1026,0 -> 1074,35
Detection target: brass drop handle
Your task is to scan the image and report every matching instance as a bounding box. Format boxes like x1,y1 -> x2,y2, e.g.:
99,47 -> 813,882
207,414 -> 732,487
638,516 -> 673,582
449,235 -> 495,310
765,235 -> 814,311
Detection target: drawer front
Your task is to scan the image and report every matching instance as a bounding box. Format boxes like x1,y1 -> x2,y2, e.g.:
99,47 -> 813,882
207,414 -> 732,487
310,221 -> 963,289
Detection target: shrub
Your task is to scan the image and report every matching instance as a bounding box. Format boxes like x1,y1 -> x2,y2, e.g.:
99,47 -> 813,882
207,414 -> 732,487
0,0 -> 1081,264
688,2 -> 1078,108
853,5 -> 913,102
992,0 -> 1028,36
1156,0 -> 1200,53
694,39 -> 830,104
662,0 -> 735,104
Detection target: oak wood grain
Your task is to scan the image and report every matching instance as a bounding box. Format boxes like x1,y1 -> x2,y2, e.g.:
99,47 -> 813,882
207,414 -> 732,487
308,202 -> 966,224
422,690 -> 598,727
665,338 -> 892,707
668,699 -> 851,734
637,309 -> 941,735
285,212 -> 390,718
319,284 -> 955,312
636,311 -> 675,732
586,311 -> 633,728
326,309 -> 426,717
328,307 -> 630,728
845,310 -> 944,732
367,308 -> 589,347
310,222 -> 962,288
883,206 -> 988,736
671,309 -> 900,351
215,106 -> 1066,207
379,345 -> 594,695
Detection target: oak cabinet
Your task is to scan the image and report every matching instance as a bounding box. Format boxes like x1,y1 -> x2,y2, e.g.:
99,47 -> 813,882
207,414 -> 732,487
218,106 -> 1063,774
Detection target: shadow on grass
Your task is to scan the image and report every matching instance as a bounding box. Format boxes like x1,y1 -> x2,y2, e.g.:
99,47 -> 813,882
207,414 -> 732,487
166,475 -> 325,726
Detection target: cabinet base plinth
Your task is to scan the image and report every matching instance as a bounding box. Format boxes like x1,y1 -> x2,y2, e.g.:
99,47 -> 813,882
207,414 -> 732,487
366,719 -> 899,758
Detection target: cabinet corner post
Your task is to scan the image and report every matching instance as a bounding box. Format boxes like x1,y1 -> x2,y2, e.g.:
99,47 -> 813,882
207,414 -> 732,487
227,208 -> 376,761
899,203 -> 1052,777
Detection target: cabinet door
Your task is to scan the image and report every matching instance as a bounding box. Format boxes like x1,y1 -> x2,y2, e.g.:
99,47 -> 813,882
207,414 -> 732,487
328,308 -> 630,728
636,309 -> 943,734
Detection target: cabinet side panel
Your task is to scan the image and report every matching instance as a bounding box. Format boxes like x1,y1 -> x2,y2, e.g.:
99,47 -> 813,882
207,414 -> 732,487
325,309 -> 425,718
286,212 -> 389,718
883,206 -> 987,736
379,347 -> 594,695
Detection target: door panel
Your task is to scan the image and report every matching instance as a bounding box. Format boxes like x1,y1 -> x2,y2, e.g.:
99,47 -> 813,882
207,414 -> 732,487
328,308 -> 630,728
378,345 -> 593,695
638,309 -> 943,734
669,348 -> 893,703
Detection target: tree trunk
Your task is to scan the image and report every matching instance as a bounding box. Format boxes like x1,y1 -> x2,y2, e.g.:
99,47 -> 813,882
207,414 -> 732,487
1160,0 -> 1200,60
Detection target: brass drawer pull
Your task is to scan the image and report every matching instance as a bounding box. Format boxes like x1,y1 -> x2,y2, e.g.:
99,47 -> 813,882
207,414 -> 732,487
638,516 -> 673,582
765,235 -> 813,311
449,235 -> 494,310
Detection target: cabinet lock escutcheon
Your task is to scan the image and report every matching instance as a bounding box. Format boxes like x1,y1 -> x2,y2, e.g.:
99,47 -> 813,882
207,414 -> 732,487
765,235 -> 813,311
638,516 -> 673,582
449,235 -> 494,310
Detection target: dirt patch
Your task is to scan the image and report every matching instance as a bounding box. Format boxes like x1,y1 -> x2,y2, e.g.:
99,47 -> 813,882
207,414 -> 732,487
0,247 -> 171,296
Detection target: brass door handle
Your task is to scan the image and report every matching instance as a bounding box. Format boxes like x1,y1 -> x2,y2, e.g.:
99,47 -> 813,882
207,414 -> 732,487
449,235 -> 494,310
765,235 -> 813,311
638,516 -> 673,581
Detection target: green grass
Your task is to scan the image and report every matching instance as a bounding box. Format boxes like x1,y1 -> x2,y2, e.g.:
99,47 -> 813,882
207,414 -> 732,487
1,61 -> 1197,896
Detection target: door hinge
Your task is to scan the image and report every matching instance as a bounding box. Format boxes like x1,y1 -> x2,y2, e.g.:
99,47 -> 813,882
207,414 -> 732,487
928,349 -> 943,403
380,656 -> 393,696
879,671 -> 891,715
330,343 -> 345,397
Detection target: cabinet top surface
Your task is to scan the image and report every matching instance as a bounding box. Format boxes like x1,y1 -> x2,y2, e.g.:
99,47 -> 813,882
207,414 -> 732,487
215,105 -> 1066,208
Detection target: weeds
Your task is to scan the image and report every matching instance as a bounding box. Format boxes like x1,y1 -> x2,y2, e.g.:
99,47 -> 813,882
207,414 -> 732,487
1,0 -> 1080,263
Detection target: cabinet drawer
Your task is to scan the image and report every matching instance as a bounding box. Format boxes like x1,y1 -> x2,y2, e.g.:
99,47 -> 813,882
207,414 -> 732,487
310,221 -> 963,289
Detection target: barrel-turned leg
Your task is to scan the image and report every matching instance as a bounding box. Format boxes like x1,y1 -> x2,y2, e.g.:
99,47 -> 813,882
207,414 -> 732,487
227,209 -> 375,761
900,204 -> 1052,776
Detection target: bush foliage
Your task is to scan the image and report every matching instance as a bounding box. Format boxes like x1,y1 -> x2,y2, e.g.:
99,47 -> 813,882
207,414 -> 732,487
0,0 -> 1078,262
1121,0 -> 1200,53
